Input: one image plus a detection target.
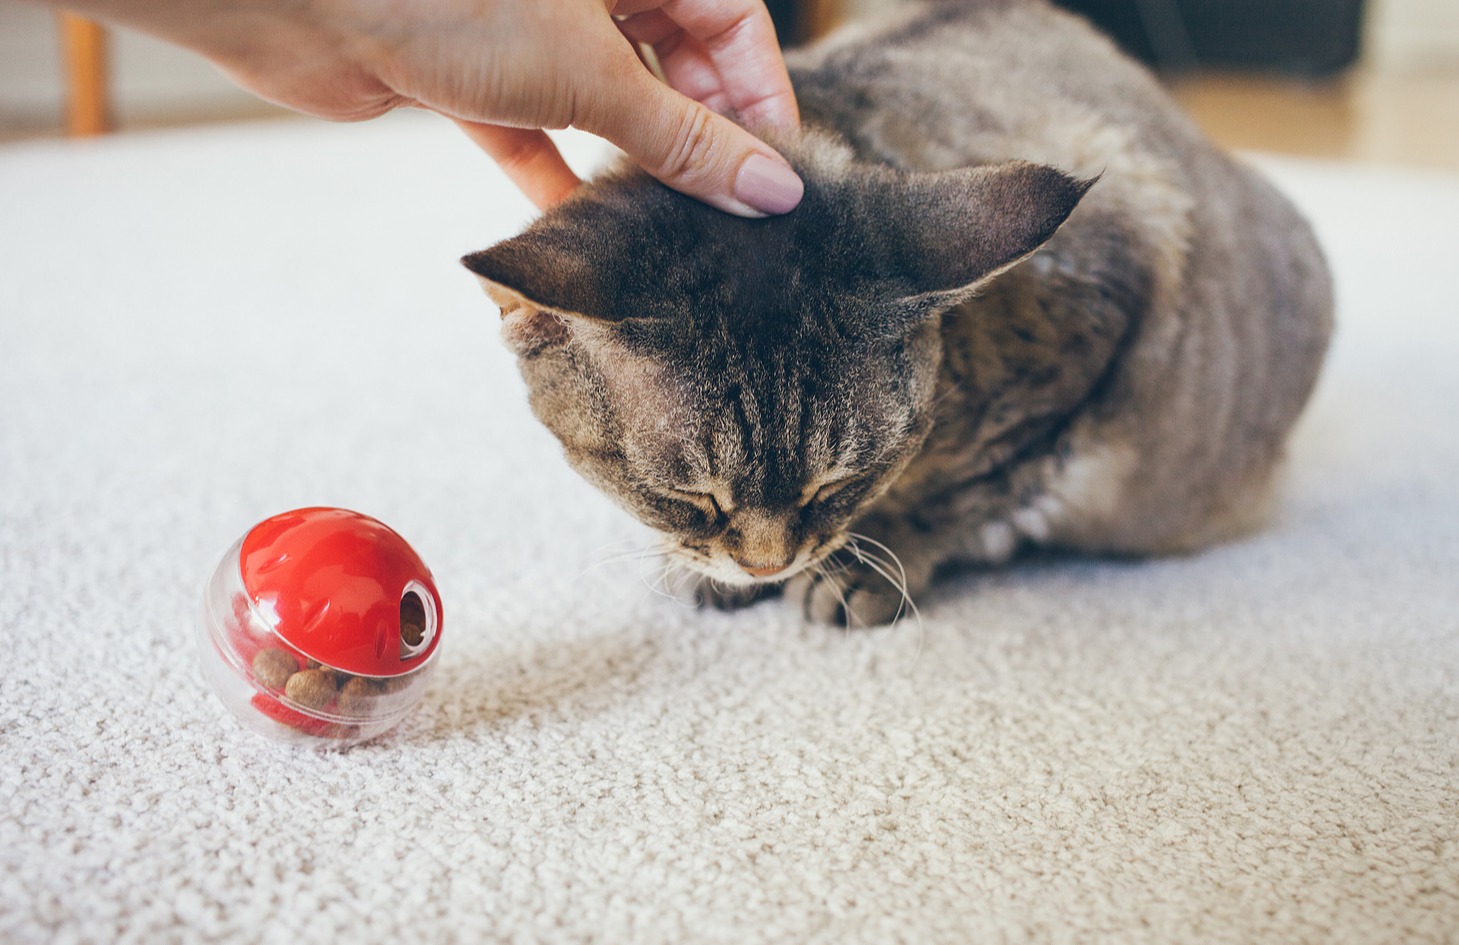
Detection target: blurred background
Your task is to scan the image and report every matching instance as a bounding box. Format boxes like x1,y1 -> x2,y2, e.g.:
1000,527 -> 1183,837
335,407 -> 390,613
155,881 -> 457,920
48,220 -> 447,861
1,0 -> 1455,170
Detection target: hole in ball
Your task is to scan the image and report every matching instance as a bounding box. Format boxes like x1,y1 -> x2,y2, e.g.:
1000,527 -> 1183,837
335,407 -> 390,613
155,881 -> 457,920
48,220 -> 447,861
400,590 -> 427,650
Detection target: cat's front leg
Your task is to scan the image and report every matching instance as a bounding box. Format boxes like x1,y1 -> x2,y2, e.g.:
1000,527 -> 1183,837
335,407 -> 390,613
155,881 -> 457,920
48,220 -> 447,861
785,519 -> 936,627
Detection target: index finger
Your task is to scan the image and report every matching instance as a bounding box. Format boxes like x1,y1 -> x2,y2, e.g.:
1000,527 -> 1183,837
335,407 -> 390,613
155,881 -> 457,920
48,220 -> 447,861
454,120 -> 582,210
613,0 -> 800,128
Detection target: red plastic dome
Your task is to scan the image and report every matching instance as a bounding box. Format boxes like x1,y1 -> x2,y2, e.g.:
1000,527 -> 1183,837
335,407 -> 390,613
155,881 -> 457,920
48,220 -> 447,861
238,508 -> 442,677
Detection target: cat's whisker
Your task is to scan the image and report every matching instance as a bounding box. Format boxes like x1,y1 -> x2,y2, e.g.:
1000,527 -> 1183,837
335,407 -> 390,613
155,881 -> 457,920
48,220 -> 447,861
845,543 -> 902,600
841,540 -> 896,630
809,559 -> 855,635
614,558 -> 669,610
845,533 -> 910,596
641,556 -> 698,609
577,539 -> 663,579
671,565 -> 703,600
930,380 -> 965,411
584,536 -> 641,556
845,532 -> 925,642
849,550 -> 924,652
815,547 -> 856,578
849,546 -> 911,622
633,554 -> 671,603
581,549 -> 660,575
818,552 -> 849,575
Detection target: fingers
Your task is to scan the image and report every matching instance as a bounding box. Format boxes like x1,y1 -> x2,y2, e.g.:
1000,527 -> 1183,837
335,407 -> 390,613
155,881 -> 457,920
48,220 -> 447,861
452,1 -> 802,217
454,121 -> 582,210
617,0 -> 800,129
580,70 -> 802,217
616,10 -> 734,115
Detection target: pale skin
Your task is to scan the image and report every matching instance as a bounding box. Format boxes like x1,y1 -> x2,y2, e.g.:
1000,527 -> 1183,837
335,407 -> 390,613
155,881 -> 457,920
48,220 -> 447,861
45,0 -> 805,216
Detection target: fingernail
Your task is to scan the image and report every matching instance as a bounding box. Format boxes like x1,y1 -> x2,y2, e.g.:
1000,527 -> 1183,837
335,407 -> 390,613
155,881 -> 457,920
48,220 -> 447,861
734,153 -> 804,215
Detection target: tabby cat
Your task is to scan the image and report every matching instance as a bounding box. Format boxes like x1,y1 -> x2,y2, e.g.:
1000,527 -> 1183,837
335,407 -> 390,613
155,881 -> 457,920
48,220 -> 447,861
462,0 -> 1333,625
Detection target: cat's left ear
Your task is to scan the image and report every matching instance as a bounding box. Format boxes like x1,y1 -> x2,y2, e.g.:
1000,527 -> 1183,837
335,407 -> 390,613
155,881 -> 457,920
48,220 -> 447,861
873,161 -> 1096,314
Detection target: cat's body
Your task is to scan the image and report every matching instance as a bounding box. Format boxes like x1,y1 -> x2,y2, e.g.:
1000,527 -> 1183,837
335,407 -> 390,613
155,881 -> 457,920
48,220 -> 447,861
465,0 -> 1333,624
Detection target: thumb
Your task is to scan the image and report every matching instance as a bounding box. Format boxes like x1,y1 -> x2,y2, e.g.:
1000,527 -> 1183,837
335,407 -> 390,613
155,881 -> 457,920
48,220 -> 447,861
582,72 -> 803,217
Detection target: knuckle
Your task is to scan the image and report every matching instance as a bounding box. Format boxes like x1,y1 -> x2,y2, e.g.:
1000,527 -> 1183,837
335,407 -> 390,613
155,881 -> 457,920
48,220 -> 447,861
656,106 -> 720,185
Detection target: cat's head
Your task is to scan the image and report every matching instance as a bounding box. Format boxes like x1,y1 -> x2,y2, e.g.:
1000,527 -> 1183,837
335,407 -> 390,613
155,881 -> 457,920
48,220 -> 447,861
463,132 -> 1090,587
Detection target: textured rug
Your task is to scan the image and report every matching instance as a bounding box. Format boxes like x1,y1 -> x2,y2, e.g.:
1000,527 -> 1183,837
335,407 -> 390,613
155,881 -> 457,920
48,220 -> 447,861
2,113 -> 1456,944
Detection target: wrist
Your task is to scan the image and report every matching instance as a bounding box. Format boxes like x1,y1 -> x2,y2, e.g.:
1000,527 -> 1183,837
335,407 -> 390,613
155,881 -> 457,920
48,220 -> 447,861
51,0 -> 333,66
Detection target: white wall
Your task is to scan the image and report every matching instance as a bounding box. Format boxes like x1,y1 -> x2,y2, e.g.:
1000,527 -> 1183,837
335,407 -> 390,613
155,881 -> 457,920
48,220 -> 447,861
1365,0 -> 1459,70
835,0 -> 1459,70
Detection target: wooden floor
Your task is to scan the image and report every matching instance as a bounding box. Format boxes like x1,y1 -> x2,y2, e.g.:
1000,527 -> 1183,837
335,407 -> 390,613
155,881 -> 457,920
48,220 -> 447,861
1169,68 -> 1459,172
7,67 -> 1457,173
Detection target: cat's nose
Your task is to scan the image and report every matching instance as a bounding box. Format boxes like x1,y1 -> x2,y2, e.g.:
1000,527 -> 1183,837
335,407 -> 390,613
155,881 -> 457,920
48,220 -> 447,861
738,561 -> 789,579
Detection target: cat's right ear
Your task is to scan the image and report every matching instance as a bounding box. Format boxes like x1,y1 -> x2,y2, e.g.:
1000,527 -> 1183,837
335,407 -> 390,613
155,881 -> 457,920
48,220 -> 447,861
468,276 -> 574,357
461,242 -> 599,357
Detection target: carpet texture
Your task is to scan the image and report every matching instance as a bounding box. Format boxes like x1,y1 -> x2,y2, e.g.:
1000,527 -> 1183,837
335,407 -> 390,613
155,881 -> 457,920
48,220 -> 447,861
2,114 -> 1456,944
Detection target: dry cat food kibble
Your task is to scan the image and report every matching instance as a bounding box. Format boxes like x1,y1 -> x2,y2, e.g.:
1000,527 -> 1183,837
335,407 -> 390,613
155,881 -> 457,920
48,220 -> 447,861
252,657 -> 392,715
196,508 -> 444,747
251,647 -> 298,691
283,668 -> 337,711
336,677 -> 376,716
400,593 -> 426,649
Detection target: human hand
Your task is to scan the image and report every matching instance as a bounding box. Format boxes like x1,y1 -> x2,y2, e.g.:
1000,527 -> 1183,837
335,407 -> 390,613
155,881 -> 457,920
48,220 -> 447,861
454,0 -> 806,216
57,0 -> 804,216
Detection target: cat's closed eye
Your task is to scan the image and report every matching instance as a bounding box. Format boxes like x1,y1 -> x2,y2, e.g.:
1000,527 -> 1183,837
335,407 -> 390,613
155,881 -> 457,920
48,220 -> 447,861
668,488 -> 729,520
802,477 -> 857,509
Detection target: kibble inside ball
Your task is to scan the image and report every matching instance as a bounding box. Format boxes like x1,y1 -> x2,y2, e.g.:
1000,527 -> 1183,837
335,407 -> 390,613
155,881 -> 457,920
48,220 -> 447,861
285,668 -> 338,711
377,673 -> 416,694
252,648 -> 298,690
400,593 -> 427,648
335,677 -> 377,716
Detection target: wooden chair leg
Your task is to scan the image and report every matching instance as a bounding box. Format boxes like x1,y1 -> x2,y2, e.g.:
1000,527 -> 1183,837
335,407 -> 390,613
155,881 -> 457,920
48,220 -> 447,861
59,13 -> 111,136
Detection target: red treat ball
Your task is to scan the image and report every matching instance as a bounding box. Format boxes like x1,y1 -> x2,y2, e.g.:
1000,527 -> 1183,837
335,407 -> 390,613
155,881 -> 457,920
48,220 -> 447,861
198,507 -> 444,748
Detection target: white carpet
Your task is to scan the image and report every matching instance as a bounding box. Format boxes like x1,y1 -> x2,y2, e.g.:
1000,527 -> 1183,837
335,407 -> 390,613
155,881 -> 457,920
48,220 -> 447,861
1,113 -> 1456,944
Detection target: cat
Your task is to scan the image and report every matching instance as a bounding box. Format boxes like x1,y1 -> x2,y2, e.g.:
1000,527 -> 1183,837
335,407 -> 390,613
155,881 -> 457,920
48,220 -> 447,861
462,0 -> 1333,626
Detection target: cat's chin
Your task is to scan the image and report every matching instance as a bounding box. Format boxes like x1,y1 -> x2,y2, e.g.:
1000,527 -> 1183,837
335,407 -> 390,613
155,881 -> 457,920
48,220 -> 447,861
673,559 -> 795,588
665,547 -> 831,588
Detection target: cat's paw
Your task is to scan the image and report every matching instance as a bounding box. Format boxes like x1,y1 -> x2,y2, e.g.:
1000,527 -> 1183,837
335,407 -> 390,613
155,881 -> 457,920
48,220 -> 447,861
672,573 -> 780,612
784,561 -> 917,628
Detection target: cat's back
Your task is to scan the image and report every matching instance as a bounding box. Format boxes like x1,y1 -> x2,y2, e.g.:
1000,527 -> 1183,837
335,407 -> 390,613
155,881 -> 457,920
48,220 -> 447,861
787,0 -> 1198,175
789,0 -> 1334,554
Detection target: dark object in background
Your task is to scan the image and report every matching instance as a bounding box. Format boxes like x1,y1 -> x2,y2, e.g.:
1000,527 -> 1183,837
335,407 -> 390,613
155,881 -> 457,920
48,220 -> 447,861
765,0 -> 805,45
1054,0 -> 1366,75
